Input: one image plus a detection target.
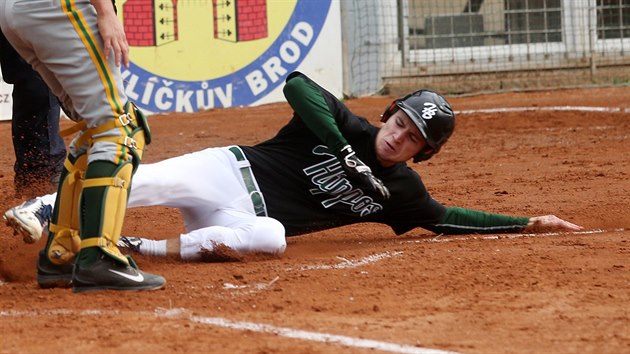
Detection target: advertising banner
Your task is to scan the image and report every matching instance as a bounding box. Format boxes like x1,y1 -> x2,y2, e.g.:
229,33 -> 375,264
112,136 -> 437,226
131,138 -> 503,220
120,0 -> 342,113
0,74 -> 12,121
0,0 -> 342,118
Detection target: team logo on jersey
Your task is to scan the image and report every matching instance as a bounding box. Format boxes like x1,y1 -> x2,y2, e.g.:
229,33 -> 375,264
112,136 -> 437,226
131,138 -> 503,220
118,0 -> 331,113
421,102 -> 437,119
303,145 -> 383,217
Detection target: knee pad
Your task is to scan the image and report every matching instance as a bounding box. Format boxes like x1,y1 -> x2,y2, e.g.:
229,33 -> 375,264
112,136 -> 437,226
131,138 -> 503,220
75,101 -> 151,172
46,153 -> 87,265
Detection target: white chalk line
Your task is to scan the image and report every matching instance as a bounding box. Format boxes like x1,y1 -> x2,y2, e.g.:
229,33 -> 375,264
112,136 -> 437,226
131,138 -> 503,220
292,251 -> 403,271
0,308 -> 459,354
404,228 -> 626,244
196,253 -> 402,295
190,315 -> 458,354
204,252 -> 404,297
293,228 -> 625,270
455,106 -> 630,115
220,276 -> 281,297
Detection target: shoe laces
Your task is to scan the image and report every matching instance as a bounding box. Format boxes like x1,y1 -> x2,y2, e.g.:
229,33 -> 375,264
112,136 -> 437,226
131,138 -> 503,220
16,199 -> 51,226
34,203 -> 52,227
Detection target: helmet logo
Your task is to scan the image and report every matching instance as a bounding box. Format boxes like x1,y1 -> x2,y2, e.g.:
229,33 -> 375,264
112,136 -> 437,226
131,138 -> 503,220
421,102 -> 437,119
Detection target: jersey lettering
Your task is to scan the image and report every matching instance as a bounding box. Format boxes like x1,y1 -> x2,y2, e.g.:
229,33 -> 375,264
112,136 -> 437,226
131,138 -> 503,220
307,165 -> 351,195
303,145 -> 383,217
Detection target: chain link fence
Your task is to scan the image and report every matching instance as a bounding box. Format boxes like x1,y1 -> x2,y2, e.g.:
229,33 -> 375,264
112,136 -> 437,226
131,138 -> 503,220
341,0 -> 630,97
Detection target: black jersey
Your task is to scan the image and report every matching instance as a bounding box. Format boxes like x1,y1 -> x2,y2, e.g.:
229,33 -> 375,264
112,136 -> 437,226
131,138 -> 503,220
240,75 -> 446,236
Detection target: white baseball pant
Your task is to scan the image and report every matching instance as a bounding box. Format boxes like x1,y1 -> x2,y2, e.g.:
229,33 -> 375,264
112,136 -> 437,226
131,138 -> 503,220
40,146 -> 287,259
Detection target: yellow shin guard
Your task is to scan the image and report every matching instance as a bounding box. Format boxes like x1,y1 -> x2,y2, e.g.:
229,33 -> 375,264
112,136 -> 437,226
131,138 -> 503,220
47,101 -> 150,265
47,154 -> 86,265
80,162 -> 134,265
78,102 -> 150,265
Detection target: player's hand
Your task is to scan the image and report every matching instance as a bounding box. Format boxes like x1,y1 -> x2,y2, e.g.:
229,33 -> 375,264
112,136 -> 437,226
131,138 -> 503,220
524,215 -> 584,233
94,0 -> 130,67
337,145 -> 390,199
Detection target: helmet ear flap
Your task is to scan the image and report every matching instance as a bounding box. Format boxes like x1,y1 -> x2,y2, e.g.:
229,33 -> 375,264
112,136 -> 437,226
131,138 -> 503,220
413,146 -> 437,163
380,100 -> 399,123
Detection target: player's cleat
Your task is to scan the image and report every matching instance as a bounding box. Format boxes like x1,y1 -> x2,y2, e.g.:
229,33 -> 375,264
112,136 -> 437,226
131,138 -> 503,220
37,250 -> 73,288
3,198 -> 51,244
72,255 -> 166,293
117,236 -> 143,254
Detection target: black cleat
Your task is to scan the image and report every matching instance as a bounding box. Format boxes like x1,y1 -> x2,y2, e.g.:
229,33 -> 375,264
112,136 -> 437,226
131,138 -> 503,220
37,250 -> 73,288
72,255 -> 166,293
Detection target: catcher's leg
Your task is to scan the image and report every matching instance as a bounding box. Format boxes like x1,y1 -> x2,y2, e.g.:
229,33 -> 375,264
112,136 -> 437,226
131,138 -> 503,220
70,102 -> 165,292
37,152 -> 87,288
41,102 -> 164,291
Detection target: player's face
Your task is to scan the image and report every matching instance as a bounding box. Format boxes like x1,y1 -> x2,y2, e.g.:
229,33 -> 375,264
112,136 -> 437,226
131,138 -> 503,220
375,109 -> 426,166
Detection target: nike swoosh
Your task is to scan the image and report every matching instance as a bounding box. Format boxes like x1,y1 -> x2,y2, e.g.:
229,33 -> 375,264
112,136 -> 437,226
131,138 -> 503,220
108,268 -> 145,282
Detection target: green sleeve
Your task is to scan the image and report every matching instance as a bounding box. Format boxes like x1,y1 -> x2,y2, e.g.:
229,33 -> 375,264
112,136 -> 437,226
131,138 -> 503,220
426,207 -> 530,235
283,75 -> 348,154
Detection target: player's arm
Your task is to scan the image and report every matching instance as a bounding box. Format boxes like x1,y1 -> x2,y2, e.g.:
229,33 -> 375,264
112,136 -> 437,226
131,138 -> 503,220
283,72 -> 390,199
283,72 -> 348,154
425,207 -> 582,234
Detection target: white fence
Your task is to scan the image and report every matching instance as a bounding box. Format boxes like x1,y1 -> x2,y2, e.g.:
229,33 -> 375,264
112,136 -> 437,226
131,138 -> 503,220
341,0 -> 630,96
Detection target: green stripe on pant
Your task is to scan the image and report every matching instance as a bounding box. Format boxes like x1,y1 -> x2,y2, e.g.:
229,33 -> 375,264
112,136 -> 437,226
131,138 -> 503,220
228,146 -> 267,217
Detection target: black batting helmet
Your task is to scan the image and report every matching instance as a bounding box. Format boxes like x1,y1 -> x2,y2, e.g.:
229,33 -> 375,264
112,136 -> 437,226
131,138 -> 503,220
380,89 -> 455,162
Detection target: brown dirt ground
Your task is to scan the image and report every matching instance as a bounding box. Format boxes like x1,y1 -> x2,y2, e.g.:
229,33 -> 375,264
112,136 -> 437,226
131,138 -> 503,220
0,87 -> 629,354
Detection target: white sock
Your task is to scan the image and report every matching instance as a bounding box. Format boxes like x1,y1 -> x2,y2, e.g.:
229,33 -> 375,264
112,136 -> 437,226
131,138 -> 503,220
139,239 -> 167,257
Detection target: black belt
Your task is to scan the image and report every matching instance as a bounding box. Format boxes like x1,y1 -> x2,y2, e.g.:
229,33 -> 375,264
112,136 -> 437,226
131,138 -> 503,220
228,146 -> 267,217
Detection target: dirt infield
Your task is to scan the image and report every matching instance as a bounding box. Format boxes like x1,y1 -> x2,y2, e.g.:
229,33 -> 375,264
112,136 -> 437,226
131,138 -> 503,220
1,86 -> 629,354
